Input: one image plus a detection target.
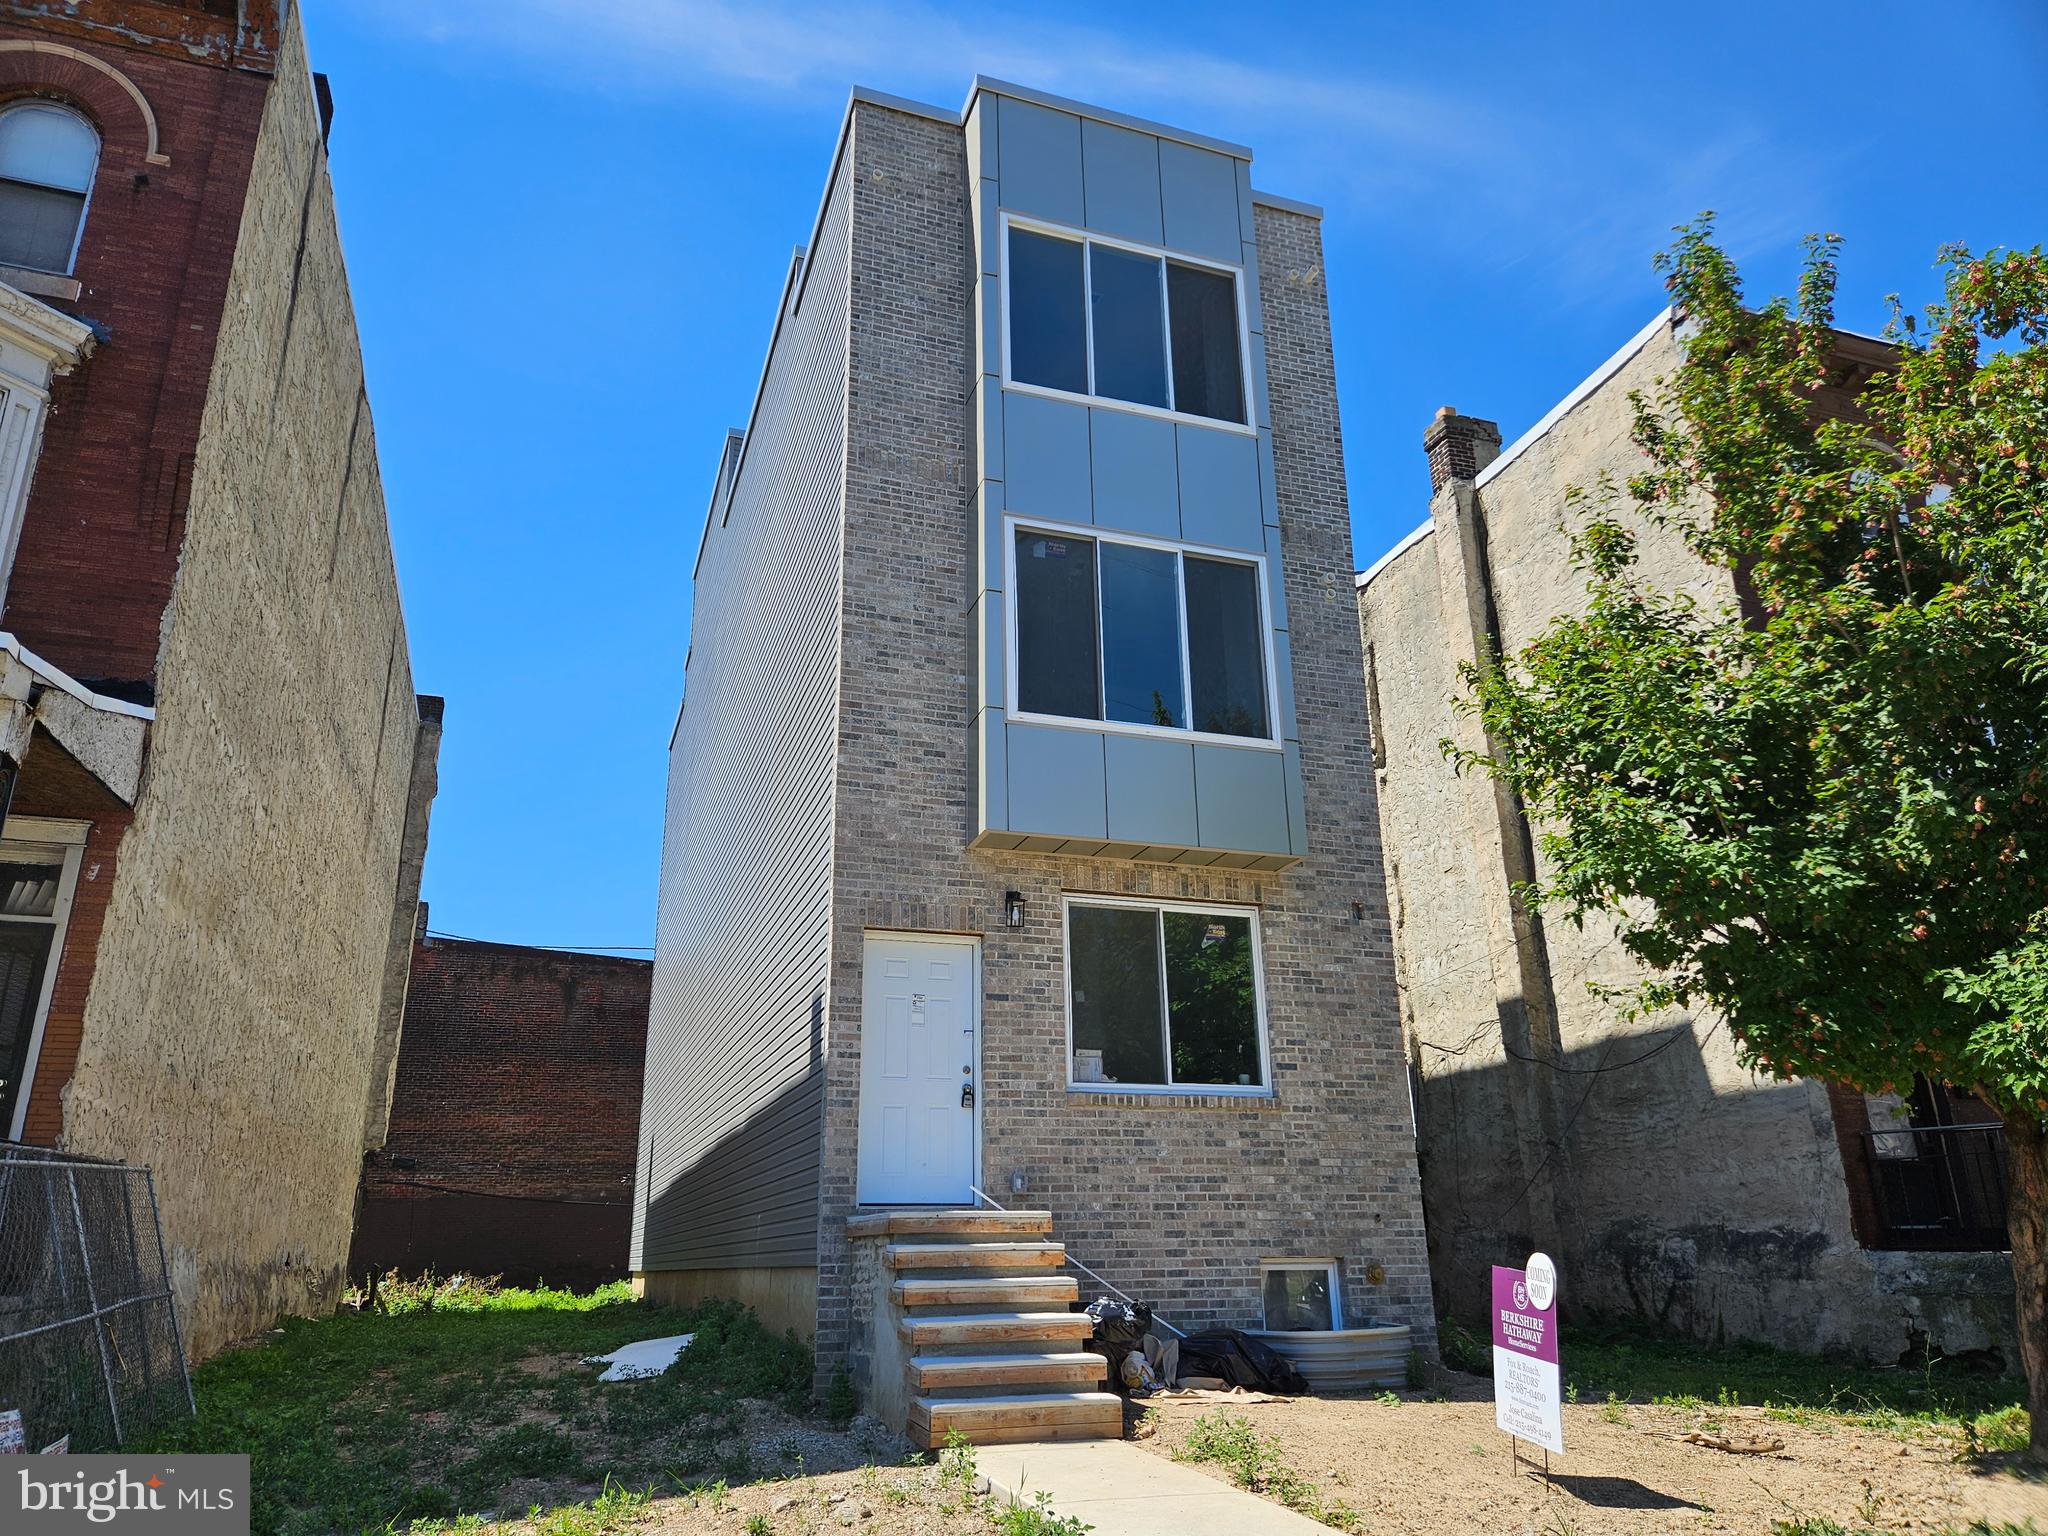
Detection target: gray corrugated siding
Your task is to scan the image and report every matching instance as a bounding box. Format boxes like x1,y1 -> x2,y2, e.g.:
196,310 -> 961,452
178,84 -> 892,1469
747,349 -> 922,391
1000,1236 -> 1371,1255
632,157 -> 850,1274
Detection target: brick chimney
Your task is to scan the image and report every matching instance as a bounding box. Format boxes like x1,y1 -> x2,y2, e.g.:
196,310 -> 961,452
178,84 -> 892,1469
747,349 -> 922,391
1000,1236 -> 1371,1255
1423,407 -> 1503,492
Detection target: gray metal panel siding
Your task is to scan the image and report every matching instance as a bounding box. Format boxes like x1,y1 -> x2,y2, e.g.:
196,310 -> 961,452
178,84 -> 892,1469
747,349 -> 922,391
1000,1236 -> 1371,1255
633,155 -> 852,1275
969,87 -> 1302,859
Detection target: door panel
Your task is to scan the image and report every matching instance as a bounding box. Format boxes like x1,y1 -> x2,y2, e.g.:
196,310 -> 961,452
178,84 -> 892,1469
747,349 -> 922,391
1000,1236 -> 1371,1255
858,935 -> 977,1205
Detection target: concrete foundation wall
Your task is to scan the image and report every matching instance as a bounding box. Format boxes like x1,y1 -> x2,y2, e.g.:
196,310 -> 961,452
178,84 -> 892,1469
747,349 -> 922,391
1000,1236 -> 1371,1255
1358,317 -> 2017,1365
633,1267 -> 820,1343
57,10 -> 424,1360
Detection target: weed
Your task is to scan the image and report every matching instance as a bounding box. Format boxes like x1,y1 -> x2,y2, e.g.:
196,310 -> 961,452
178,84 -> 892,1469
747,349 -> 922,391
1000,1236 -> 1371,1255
1176,1412 -> 1357,1532
938,1427 -> 977,1492
823,1366 -> 858,1426
1600,1391 -> 1629,1426
994,1489 -> 1093,1536
1566,1381 -> 1580,1405
1436,1317 -> 1491,1376
744,1518 -> 772,1536
1971,1405 -> 2031,1455
1374,1390 -> 1400,1407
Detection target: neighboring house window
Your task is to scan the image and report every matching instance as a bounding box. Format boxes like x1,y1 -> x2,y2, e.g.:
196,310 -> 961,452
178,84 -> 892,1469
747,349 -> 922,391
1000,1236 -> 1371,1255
1261,1261 -> 1342,1331
1004,216 -> 1249,427
0,822 -> 85,1142
1011,520 -> 1273,744
0,103 -> 99,275
1065,896 -> 1268,1092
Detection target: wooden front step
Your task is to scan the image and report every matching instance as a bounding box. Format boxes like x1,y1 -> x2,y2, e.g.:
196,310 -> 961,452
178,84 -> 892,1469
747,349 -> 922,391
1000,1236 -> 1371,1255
910,1352 -> 1107,1392
893,1274 -> 1078,1309
909,1391 -> 1123,1449
898,1310 -> 1094,1349
846,1209 -> 1052,1239
884,1241 -> 1064,1271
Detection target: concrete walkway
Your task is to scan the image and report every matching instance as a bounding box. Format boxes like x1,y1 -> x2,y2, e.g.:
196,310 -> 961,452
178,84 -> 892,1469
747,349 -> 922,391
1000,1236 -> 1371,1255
978,1438 -> 1329,1534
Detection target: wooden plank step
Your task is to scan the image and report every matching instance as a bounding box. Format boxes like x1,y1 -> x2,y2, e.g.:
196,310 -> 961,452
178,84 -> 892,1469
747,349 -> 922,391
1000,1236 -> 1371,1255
898,1311 -> 1094,1348
884,1242 -> 1064,1270
910,1352 -> 1107,1391
846,1209 -> 1052,1239
894,1274 -> 1079,1309
909,1391 -> 1122,1449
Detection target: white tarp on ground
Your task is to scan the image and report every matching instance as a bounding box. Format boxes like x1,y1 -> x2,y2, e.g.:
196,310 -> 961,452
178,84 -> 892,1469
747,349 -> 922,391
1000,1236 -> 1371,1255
583,1334 -> 695,1381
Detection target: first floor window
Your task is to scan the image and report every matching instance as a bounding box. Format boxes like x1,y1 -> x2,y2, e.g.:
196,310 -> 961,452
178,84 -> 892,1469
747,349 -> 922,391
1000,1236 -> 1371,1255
0,832 -> 80,1138
1013,522 -> 1273,743
1261,1262 -> 1342,1331
1066,899 -> 1265,1090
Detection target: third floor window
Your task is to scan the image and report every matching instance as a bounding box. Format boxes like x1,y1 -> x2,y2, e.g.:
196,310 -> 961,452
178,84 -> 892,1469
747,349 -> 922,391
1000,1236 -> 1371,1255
0,103 -> 99,275
1004,217 -> 1248,428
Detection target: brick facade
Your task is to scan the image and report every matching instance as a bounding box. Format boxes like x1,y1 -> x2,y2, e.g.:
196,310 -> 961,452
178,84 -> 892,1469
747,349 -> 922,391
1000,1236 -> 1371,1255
809,101 -> 1435,1383
0,19 -> 267,687
353,939 -> 652,1289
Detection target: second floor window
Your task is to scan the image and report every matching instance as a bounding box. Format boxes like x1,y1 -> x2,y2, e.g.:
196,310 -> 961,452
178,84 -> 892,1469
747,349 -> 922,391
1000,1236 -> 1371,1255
1011,521 -> 1272,743
0,103 -> 99,275
1005,217 -> 1248,427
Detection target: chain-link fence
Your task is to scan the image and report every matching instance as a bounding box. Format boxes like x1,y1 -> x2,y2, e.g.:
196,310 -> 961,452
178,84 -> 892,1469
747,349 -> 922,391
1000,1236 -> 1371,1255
0,1143 -> 193,1451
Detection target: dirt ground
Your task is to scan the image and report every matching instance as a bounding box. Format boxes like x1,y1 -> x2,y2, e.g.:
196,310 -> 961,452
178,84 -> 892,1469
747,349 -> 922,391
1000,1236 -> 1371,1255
1139,1383 -> 2048,1536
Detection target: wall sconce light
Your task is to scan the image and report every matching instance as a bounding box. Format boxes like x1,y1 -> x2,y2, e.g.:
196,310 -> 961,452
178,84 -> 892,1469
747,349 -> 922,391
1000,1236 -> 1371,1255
1004,890 -> 1025,929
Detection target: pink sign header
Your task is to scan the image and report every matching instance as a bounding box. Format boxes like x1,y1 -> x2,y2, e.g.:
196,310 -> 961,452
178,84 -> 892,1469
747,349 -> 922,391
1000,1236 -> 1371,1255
1491,1265 -> 1557,1366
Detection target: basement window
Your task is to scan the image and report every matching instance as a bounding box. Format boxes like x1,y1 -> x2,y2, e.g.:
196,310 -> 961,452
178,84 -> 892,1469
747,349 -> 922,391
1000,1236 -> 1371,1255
1065,896 -> 1268,1093
1261,1261 -> 1342,1331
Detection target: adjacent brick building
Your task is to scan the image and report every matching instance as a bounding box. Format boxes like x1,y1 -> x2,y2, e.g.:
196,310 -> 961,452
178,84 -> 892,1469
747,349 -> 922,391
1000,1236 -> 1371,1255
1357,313 -> 2017,1367
0,0 -> 436,1359
353,935 -> 652,1290
638,79 -> 1433,1442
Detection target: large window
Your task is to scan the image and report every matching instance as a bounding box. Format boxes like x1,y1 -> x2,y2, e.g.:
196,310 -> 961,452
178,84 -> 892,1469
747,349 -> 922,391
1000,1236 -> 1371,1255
0,104 -> 99,275
1011,521 -> 1273,744
1005,217 -> 1248,428
1065,898 -> 1267,1093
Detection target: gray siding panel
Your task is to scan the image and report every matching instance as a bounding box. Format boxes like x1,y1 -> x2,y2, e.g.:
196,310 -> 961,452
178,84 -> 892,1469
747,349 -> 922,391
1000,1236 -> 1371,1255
632,155 -> 852,1275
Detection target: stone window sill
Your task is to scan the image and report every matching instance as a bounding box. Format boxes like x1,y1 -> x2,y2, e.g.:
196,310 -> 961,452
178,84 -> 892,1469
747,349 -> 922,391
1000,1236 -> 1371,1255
1064,1087 -> 1282,1111
0,265 -> 82,302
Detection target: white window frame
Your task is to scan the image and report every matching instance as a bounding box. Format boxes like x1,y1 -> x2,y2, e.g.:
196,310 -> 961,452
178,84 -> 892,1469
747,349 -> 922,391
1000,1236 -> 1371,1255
0,816 -> 87,1143
1005,513 -> 1281,750
999,211 -> 1256,436
1061,892 -> 1273,1097
0,101 -> 101,277
1259,1259 -> 1344,1331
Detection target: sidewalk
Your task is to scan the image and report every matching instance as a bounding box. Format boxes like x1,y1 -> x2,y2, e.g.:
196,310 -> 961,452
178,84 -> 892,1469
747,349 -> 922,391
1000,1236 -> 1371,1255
977,1438 -> 1330,1535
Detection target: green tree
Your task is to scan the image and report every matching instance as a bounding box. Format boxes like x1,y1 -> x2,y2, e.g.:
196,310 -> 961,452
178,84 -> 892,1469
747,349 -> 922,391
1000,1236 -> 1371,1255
1450,219 -> 2048,1460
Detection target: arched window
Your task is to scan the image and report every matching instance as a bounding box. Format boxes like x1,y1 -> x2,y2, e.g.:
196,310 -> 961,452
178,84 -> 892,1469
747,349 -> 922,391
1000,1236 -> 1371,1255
0,103 -> 99,274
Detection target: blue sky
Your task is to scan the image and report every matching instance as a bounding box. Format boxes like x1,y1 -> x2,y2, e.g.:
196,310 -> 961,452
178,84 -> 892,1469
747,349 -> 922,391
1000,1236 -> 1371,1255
307,0 -> 2048,953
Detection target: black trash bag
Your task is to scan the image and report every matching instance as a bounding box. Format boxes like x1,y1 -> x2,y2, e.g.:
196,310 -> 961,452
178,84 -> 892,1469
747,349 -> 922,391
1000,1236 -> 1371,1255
1084,1297 -> 1153,1378
1177,1329 -> 1310,1395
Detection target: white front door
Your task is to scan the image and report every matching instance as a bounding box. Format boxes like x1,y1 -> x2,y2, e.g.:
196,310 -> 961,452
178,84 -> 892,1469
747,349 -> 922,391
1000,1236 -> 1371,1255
857,934 -> 978,1206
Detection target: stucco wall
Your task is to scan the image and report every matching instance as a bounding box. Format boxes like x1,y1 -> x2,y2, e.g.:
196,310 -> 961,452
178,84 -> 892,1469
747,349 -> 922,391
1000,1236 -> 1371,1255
57,9 -> 425,1359
812,98 -> 1435,1388
1359,318 -> 2017,1363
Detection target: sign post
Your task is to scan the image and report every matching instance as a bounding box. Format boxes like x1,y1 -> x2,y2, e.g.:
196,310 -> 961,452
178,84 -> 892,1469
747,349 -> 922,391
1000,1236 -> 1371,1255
1492,1252 -> 1563,1477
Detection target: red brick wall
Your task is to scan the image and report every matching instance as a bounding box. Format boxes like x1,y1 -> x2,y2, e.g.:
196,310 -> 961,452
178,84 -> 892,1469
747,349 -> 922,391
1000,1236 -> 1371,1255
0,17 -> 268,687
351,939 -> 653,1288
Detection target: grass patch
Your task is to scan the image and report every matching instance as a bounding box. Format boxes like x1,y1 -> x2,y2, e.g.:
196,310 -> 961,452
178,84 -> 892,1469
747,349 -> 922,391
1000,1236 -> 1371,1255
1175,1411 -> 1359,1532
137,1278 -> 816,1536
1438,1317 -> 2027,1443
1771,1520 -> 2041,1536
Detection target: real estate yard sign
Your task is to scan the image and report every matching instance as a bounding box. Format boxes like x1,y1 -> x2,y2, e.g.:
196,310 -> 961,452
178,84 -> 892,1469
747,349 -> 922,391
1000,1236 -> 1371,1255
1492,1253 -> 1563,1456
